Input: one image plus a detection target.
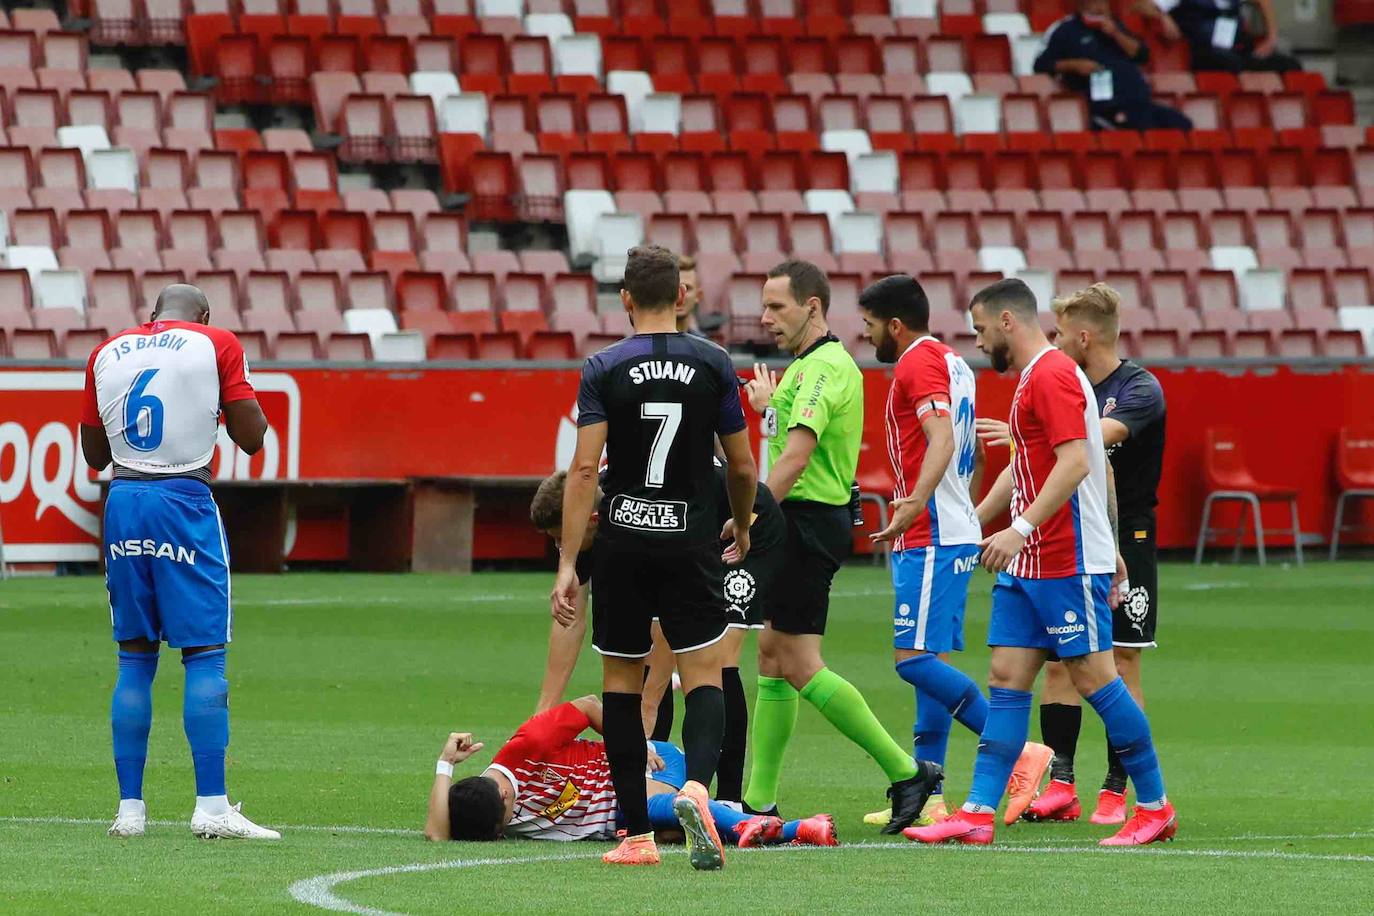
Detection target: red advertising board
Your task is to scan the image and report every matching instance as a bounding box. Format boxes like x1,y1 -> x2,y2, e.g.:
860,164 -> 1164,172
1,364 -> 1369,563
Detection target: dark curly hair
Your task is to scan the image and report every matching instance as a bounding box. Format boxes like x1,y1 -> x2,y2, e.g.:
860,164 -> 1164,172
448,776 -> 506,841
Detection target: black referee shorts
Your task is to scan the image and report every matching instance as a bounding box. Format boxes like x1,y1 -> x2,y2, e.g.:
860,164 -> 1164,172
590,540 -> 728,658
764,501 -> 853,637
1114,520 -> 1158,648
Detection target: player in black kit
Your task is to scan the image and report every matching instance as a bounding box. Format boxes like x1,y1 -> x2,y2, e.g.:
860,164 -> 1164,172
552,244 -> 758,870
981,283 -> 1167,826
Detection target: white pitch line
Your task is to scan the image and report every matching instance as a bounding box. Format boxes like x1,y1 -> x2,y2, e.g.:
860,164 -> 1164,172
7,816 -> 1373,846
0,816 -> 413,836
287,840 -> 1374,916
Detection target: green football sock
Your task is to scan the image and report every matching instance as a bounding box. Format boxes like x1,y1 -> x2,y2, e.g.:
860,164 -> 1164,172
800,668 -> 918,784
742,676 -> 799,812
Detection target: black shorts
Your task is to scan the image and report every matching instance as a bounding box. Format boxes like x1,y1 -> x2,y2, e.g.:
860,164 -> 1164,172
725,539 -> 785,630
765,501 -> 853,636
590,540 -> 728,658
1115,521 -> 1158,648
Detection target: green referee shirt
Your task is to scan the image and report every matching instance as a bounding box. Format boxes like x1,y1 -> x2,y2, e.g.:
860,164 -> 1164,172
768,334 -> 864,506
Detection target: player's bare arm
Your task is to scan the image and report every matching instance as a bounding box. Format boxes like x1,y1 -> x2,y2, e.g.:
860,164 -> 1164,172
988,415 -> 1131,450
718,428 -> 757,564
553,422 -> 607,625
569,695 -> 604,733
424,732 -> 486,842
969,436 -> 986,504
1105,462 -> 1129,610
223,399 -> 268,454
79,424 -> 112,472
977,465 -> 1014,529
537,583 -> 588,713
980,439 -> 1091,573
873,409 -> 955,544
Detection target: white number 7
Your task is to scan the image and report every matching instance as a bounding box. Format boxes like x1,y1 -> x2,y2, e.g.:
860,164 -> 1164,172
641,402 -> 682,488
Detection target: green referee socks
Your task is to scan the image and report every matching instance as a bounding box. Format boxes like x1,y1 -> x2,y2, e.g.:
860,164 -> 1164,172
743,676 -> 799,813
801,668 -> 919,784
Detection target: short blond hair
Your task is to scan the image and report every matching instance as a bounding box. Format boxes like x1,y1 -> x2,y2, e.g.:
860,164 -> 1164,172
1051,283 -> 1120,337
677,253 -> 696,272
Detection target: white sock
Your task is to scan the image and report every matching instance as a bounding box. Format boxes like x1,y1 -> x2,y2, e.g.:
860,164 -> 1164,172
1138,797 -> 1167,811
118,798 -> 146,818
196,794 -> 231,817
962,803 -> 996,815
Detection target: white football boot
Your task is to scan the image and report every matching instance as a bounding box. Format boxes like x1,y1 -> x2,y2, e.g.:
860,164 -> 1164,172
191,802 -> 281,840
108,799 -> 147,838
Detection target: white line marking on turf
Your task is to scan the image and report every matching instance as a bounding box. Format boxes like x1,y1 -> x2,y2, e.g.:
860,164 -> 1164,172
0,816 -> 413,836
286,840 -> 1374,916
8,816 -> 1374,846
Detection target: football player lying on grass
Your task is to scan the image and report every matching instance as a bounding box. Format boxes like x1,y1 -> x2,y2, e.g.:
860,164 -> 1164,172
424,696 -> 836,859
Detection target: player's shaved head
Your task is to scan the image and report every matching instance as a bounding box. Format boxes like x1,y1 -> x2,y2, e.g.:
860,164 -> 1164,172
153,284 -> 211,324
969,277 -> 1038,321
622,244 -> 681,311
448,776 -> 506,841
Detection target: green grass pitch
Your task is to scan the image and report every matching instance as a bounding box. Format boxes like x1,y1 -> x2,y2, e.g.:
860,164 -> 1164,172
2,561 -> 1373,914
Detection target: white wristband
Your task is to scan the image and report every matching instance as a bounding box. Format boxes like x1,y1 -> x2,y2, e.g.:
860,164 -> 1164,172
436,759 -> 454,778
1011,516 -> 1035,538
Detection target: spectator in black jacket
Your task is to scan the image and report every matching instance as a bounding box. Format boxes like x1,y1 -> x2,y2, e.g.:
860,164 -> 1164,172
1140,0 -> 1302,73
1035,0 -> 1193,131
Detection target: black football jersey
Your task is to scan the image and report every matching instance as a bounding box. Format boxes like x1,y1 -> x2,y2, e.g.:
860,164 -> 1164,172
577,332 -> 746,548
1094,359 -> 1166,522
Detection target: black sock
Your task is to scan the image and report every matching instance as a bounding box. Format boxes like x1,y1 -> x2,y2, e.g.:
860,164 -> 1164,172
602,692 -> 651,836
681,685 -> 725,788
1040,703 -> 1082,784
716,667 -> 748,803
1103,739 -> 1129,794
650,680 -> 674,743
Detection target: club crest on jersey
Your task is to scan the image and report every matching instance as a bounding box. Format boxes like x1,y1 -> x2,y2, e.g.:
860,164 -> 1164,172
541,779 -> 580,820
1103,396 -> 1118,416
608,495 -> 687,532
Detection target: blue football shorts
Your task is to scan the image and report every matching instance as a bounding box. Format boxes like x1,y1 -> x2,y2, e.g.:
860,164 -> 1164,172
987,572 -> 1113,658
890,543 -> 981,653
103,477 -> 232,648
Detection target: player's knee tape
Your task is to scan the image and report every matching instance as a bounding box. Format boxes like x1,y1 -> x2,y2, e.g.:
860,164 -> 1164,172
112,651 -> 159,800
182,649 -> 229,797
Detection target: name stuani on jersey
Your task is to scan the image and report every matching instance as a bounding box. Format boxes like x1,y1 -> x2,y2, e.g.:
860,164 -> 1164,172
628,361 -> 696,385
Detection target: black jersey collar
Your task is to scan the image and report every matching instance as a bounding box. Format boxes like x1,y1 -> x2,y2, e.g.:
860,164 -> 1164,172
797,333 -> 840,361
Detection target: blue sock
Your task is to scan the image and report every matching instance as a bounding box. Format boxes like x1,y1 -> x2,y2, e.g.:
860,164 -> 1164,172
966,687 -> 1032,810
646,791 -> 755,843
912,694 -> 951,794
112,651 -> 159,800
895,654 -> 989,735
1086,677 -> 1165,805
182,649 -> 229,798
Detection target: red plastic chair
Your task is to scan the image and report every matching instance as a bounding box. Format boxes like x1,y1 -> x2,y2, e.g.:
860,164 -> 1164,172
1329,426 -> 1374,559
1194,427 -> 1303,566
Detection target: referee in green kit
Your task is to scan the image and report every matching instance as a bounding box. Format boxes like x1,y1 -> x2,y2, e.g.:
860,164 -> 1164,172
727,260 -> 941,834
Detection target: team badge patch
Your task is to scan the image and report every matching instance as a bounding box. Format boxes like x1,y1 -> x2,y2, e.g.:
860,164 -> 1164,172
724,568 -> 756,612
1124,586 -> 1151,634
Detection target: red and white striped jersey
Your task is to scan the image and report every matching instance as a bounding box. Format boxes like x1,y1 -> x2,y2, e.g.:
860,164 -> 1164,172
884,337 -> 981,551
488,703 -> 618,842
1006,346 -> 1116,579
81,320 -> 256,476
